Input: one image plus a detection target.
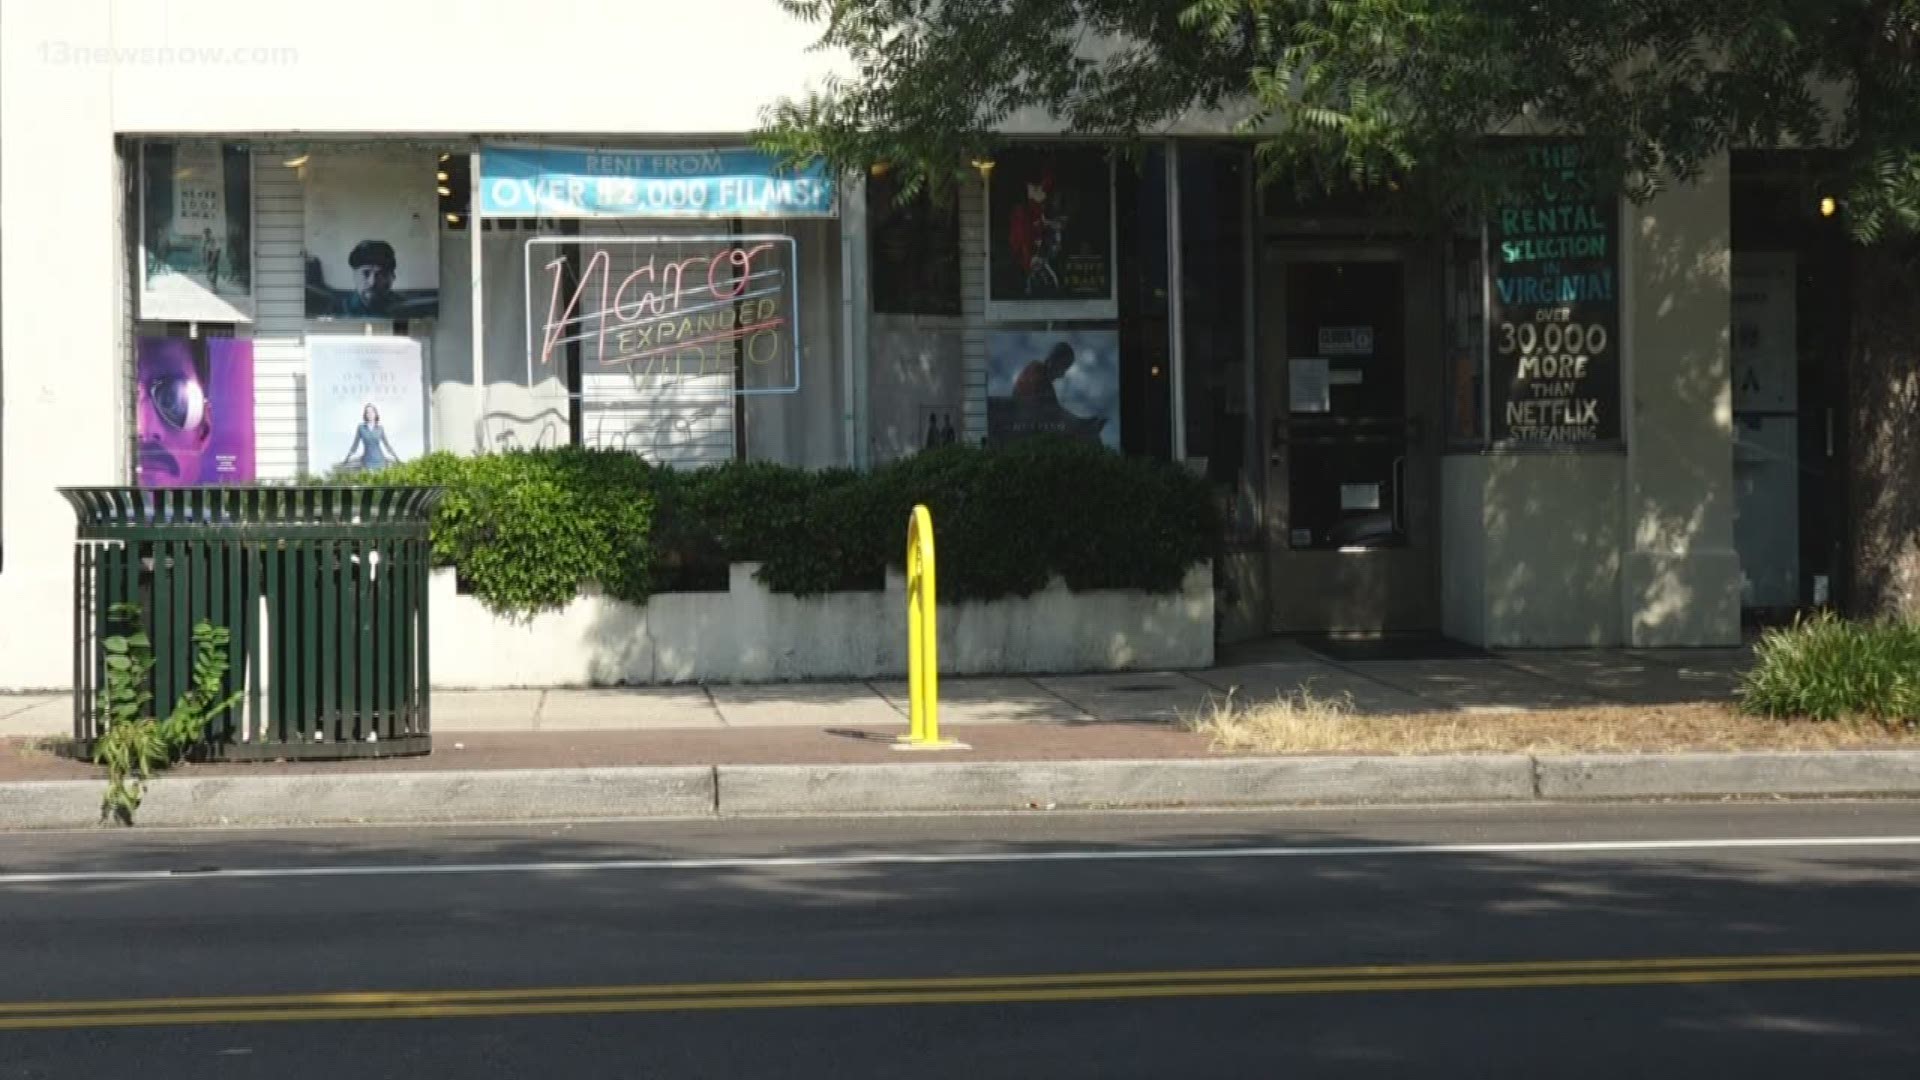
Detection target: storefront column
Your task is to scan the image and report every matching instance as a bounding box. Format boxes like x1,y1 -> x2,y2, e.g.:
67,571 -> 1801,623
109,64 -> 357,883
468,149 -> 486,454
1620,154 -> 1744,646
0,0 -> 121,689
1440,452 -> 1626,647
840,170 -> 870,468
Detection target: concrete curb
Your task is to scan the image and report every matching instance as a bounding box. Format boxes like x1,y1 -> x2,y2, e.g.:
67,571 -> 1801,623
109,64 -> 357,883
3,752 -> 1919,830
0,781 -> 105,831
0,768 -> 717,829
1535,751 -> 1920,800
714,757 -> 1536,814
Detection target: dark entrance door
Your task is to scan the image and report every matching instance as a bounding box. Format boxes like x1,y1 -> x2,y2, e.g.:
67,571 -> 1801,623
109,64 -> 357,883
1262,250 -> 1440,633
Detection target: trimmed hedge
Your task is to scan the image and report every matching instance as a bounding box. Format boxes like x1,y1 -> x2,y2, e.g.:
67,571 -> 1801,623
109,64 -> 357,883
1739,613 -> 1920,722
365,439 -> 1218,617
376,446 -> 659,613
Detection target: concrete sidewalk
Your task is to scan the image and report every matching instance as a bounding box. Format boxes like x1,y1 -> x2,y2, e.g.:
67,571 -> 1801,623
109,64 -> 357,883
9,643 -> 1854,831
0,645 -> 1755,738
8,639 -> 1917,832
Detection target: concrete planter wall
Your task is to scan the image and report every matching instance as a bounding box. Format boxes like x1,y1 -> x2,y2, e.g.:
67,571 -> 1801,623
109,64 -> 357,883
430,562 -> 1214,688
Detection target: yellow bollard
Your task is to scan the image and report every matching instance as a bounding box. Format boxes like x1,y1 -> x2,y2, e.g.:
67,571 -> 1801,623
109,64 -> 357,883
896,504 -> 967,752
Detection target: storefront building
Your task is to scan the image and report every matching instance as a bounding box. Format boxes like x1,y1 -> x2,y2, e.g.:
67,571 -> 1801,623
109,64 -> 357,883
0,2 -> 1845,691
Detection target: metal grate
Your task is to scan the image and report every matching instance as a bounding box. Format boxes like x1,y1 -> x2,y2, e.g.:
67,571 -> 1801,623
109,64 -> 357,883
63,486 -> 442,761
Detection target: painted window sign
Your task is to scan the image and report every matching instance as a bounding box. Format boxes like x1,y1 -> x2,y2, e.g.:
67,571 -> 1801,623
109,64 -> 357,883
524,235 -> 801,394
1487,140 -> 1623,447
479,147 -> 836,219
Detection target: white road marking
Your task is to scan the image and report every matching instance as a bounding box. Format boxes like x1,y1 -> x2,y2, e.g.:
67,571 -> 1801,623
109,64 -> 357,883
2,835 -> 1919,886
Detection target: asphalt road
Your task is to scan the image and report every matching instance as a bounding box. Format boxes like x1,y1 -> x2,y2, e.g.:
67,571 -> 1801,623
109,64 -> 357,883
2,802 -> 1918,1078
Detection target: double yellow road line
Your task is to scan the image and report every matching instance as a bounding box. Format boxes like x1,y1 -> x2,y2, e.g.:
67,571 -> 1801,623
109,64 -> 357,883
6,952 -> 1919,1030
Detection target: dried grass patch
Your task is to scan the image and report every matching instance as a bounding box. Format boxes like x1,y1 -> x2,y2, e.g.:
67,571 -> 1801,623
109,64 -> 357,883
1183,688 -> 1919,755
8,736 -> 66,759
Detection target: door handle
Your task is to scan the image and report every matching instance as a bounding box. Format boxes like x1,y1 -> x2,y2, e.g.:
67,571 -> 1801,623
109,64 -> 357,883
1826,408 -> 1835,458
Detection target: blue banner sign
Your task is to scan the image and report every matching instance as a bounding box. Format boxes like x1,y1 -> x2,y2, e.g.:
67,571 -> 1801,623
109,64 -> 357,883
478,147 -> 836,219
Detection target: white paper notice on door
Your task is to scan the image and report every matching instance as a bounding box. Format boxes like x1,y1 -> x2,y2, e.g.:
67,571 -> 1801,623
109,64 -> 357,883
1290,357 -> 1331,413
1340,483 -> 1382,511
1318,326 -> 1375,357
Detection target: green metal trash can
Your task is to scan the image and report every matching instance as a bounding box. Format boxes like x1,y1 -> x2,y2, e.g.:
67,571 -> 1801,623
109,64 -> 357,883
62,486 -> 442,761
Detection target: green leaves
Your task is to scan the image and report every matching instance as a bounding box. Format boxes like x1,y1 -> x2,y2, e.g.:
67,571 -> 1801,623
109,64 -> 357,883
757,0 -> 1920,245
1739,612 -> 1920,723
355,448 -> 662,617
92,605 -> 241,825
351,443 -> 1219,616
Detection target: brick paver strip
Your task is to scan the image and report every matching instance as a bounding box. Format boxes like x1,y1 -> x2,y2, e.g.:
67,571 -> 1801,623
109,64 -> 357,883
0,724 -> 1218,783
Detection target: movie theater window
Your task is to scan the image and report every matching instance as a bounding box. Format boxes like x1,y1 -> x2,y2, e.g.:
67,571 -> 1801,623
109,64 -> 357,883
867,171 -> 962,317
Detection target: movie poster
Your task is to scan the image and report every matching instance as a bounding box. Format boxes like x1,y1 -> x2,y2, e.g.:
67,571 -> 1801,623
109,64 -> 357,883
135,336 -> 256,487
139,141 -> 255,322
986,145 -> 1115,320
986,329 -> 1121,451
303,148 -> 440,320
306,336 -> 428,475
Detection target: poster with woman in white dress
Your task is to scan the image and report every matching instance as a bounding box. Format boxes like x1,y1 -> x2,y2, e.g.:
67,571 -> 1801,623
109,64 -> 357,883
306,336 -> 428,476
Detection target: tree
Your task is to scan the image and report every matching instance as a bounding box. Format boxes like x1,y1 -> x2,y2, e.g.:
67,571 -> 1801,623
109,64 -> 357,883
762,2 -> 1849,203
761,0 -> 1920,619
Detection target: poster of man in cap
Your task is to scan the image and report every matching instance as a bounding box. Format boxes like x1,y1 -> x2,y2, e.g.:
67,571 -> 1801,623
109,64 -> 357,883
302,147 -> 440,320
986,144 -> 1115,320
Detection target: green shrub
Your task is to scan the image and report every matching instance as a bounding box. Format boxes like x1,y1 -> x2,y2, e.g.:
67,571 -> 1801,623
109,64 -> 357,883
865,442 -> 1052,600
725,439 -> 1217,601
1738,613 -> 1920,722
640,465 -> 730,591
350,440 -> 1218,616
374,447 -> 657,615
744,466 -> 886,595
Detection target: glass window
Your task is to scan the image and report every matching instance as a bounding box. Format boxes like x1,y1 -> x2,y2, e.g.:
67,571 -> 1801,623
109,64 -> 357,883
1444,232 -> 1488,446
1116,146 -> 1172,458
1177,144 -> 1257,542
867,172 -> 962,318
981,144 -> 1165,460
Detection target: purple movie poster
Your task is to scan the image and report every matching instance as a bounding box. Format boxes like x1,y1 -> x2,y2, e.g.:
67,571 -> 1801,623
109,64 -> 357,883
135,336 -> 256,487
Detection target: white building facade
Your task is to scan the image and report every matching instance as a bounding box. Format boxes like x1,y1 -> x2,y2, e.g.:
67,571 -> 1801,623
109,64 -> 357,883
3,1 -> 1836,692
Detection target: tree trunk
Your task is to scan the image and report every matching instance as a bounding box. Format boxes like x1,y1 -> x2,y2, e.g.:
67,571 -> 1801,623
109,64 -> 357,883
1846,242 -> 1920,621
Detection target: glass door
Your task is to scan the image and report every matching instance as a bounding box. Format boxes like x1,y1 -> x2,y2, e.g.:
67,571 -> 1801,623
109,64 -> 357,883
1263,249 -> 1440,634
1281,261 -> 1409,549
